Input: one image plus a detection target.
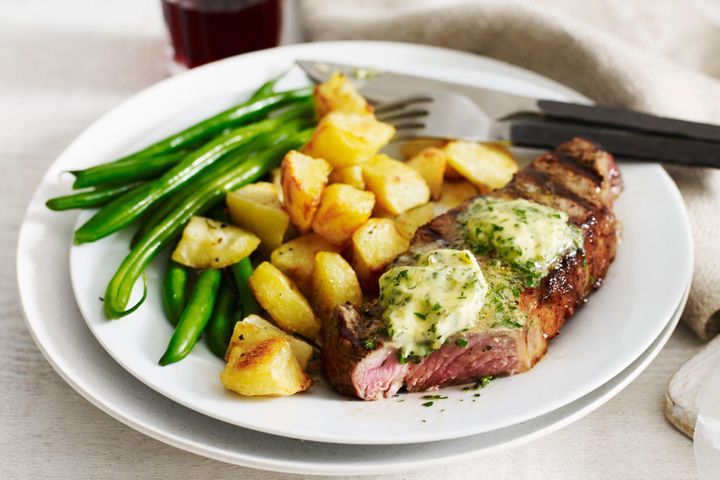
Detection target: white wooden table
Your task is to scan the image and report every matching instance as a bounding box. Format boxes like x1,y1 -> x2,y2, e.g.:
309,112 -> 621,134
0,1 -> 703,478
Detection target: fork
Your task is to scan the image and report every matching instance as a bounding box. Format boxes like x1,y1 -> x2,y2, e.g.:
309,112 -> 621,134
374,91 -> 720,168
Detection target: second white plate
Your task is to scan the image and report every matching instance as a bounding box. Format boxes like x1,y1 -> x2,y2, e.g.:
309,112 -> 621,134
65,42 -> 693,445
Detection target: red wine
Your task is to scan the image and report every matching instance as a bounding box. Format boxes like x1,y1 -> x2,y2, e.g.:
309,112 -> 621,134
162,0 -> 281,69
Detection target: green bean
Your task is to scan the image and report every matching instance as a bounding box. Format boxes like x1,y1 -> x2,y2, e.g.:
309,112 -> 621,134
105,87 -> 312,165
75,116 -> 284,245
162,259 -> 189,326
231,258 -> 260,317
205,280 -> 239,358
127,131 -> 272,249
72,151 -> 186,190
159,268 -> 222,365
248,72 -> 285,102
127,107 -> 312,248
103,128 -> 313,319
45,182 -> 142,211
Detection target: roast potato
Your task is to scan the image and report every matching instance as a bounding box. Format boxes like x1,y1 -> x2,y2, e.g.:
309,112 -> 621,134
362,154 -> 430,215
270,233 -> 340,296
221,337 -> 312,397
311,184 -> 375,245
400,138 -> 447,159
311,251 -> 363,321
171,216 -> 259,269
302,111 -> 395,168
394,202 -> 435,240
443,141 -> 518,190
280,150 -> 332,233
225,315 -> 314,368
406,147 -> 447,199
314,71 -> 373,118
351,218 -> 409,289
226,182 -> 290,253
437,180 -> 479,211
248,262 -> 321,342
328,165 -> 365,190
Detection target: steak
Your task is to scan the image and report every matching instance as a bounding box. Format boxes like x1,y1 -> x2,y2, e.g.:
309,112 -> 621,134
322,138 -> 622,400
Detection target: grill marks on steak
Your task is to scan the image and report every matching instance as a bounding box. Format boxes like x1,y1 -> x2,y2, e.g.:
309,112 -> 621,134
322,138 -> 622,400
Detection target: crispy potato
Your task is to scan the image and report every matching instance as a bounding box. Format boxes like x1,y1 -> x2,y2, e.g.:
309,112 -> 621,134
351,218 -> 409,289
281,150 -> 332,233
362,154 -> 430,215
302,112 -> 395,168
226,315 -> 313,368
394,202 -> 435,240
270,233 -> 340,296
249,262 -> 321,341
270,167 -> 283,203
312,251 -> 363,321
400,138 -> 447,159
437,180 -> 478,211
328,165 -> 365,190
406,147 -> 446,199
227,182 -> 290,253
221,338 -> 312,397
314,71 -> 373,118
171,216 -> 259,269
311,184 -> 375,245
443,141 -> 518,190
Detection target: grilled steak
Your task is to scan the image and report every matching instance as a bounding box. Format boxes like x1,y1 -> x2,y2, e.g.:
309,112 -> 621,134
322,138 -> 622,400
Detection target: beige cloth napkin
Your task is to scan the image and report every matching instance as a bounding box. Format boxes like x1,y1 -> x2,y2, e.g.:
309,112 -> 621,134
300,0 -> 720,339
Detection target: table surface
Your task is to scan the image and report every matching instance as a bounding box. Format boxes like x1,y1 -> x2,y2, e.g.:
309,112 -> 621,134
0,0 -> 705,478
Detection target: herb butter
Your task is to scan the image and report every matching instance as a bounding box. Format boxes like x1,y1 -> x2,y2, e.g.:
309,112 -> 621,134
460,197 -> 583,285
379,249 -> 488,361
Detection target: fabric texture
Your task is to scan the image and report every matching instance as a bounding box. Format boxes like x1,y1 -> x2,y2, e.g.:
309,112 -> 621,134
300,0 -> 720,339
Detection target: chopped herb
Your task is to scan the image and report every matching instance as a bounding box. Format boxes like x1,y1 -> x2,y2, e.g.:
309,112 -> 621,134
422,401 -> 434,407
361,337 -> 377,350
421,395 -> 448,400
455,338 -> 469,348
413,311 -> 427,320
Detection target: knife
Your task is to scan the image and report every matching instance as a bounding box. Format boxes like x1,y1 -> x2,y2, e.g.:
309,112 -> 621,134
297,60 -> 720,145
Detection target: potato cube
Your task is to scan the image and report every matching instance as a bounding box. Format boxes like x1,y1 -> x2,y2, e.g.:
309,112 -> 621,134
351,218 -> 409,289
328,165 -> 365,190
400,138 -> 447,159
312,251 -> 363,321
406,147 -> 447,199
249,262 -> 321,341
314,71 -> 373,117
270,233 -> 340,296
302,112 -> 395,168
311,184 -> 375,245
362,154 -> 430,215
394,202 -> 435,240
225,315 -> 313,368
281,150 -> 332,233
227,182 -> 290,252
437,180 -> 478,211
443,141 -> 518,190
221,338 -> 312,397
171,216 -> 259,269
270,167 -> 283,203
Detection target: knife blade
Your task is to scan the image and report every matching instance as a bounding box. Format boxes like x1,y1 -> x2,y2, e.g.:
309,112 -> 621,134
297,59 -> 720,144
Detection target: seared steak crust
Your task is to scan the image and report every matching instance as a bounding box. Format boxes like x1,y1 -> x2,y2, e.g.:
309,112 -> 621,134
322,138 -> 622,400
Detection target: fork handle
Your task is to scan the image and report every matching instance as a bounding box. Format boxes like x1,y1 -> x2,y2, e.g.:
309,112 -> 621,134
537,100 -> 720,144
507,116 -> 720,168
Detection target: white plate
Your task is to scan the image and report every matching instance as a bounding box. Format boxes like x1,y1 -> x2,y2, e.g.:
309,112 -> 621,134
16,188 -> 687,475
58,42 -> 692,445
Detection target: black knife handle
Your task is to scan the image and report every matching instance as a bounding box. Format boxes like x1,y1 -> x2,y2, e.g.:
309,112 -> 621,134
537,99 -> 720,144
508,116 -> 720,168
